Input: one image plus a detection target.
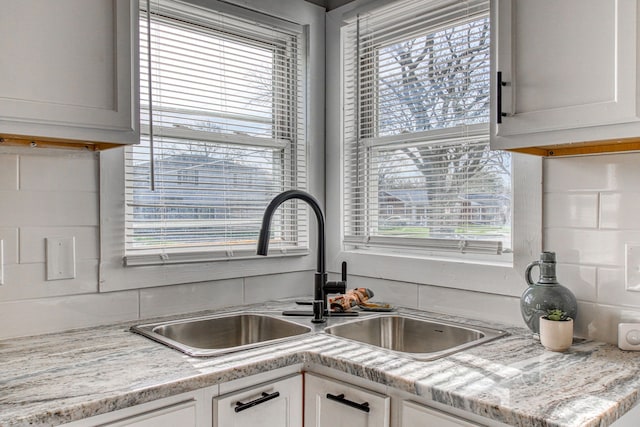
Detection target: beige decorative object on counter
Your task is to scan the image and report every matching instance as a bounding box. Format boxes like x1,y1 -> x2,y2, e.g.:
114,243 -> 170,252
539,309 -> 574,352
329,288 -> 374,312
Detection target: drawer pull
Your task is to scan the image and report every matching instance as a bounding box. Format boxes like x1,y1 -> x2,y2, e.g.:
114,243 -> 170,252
234,391 -> 280,413
326,393 -> 370,413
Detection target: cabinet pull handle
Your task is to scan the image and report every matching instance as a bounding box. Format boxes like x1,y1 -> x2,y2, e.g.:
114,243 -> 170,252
497,71 -> 508,123
234,391 -> 280,413
326,393 -> 370,413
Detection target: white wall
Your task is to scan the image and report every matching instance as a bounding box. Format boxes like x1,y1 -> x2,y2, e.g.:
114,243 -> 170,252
544,153 -> 640,343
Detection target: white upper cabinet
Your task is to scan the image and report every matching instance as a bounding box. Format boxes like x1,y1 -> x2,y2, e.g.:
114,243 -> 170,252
491,0 -> 640,155
0,0 -> 139,149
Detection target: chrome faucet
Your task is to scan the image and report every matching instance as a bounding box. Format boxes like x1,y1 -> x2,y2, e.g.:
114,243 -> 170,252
257,190 -> 346,323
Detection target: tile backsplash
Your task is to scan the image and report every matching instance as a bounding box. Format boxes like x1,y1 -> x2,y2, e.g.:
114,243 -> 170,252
543,152 -> 640,342
0,148 -> 309,340
2,148 -> 640,344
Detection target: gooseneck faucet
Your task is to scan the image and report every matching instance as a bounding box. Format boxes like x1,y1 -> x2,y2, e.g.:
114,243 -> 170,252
257,190 -> 345,323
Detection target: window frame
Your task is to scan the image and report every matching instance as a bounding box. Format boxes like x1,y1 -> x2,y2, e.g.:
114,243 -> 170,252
325,0 -> 541,298
343,0 -> 508,256
98,0 -> 325,292
126,1 -> 307,265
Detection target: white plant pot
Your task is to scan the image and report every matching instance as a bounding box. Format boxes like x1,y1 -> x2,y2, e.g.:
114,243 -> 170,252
539,317 -> 574,352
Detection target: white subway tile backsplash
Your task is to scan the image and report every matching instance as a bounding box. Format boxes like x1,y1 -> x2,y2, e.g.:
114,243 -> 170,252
545,156 -> 613,192
19,226 -> 98,263
540,153 -> 640,345
572,301 -> 597,340
543,193 -> 598,228
580,303 -> 640,344
0,227 -> 18,264
554,263 -> 597,302
346,275 -> 419,308
544,229 -> 640,267
19,151 -> 97,192
139,279 -> 244,318
600,192 -> 640,230
0,191 -> 98,226
0,260 -> 98,301
544,152 -> 640,192
244,271 -> 312,303
418,285 -> 523,326
0,290 -> 138,340
0,155 -> 19,190
2,141 -> 640,340
596,267 -> 640,308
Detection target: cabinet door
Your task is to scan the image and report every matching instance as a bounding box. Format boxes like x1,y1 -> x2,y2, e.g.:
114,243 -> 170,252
0,0 -> 138,146
214,373 -> 302,427
304,373 -> 390,427
491,0 -> 640,149
401,401 -> 482,427
101,400 -> 197,427
62,391 -> 202,427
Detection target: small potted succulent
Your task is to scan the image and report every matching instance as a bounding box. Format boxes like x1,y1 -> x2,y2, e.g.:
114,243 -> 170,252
539,309 -> 574,352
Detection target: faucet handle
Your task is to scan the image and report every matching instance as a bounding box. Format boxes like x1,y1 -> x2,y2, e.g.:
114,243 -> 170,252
324,281 -> 346,295
341,261 -> 348,282
325,261 -> 348,294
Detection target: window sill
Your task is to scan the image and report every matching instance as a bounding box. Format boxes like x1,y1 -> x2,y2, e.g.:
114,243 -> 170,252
123,248 -> 309,267
342,246 -> 513,268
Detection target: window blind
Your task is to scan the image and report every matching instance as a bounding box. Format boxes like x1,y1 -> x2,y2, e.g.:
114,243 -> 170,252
342,0 -> 511,255
125,0 -> 307,265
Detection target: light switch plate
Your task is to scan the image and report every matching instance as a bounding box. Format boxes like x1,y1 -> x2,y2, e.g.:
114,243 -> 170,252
625,244 -> 640,291
46,237 -> 76,281
618,323 -> 640,350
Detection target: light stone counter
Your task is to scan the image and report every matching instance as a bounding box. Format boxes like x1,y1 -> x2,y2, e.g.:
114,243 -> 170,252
1,301 -> 639,427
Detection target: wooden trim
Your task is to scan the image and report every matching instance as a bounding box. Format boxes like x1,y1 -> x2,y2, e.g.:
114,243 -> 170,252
0,134 -> 122,151
507,137 -> 640,157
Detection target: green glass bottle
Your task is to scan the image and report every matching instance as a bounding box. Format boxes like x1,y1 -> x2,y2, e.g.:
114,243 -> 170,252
520,252 -> 577,334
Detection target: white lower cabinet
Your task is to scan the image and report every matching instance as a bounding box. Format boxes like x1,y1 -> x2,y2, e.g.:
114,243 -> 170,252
63,367 -> 498,427
304,372 -> 390,427
100,400 -> 197,427
401,400 -> 483,427
213,373 -> 302,427
62,388 -> 211,427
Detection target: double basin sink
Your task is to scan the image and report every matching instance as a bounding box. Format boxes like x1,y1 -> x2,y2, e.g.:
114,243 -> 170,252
132,311 -> 507,360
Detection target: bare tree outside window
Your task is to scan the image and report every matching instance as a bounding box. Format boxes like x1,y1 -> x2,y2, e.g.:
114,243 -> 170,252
352,11 -> 511,246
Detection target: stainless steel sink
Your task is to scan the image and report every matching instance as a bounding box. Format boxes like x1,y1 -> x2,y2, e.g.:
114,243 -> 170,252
324,314 -> 507,360
131,313 -> 312,357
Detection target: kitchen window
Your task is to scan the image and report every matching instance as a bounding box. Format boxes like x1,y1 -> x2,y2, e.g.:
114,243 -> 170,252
342,0 -> 511,257
99,0 -> 323,292
124,0 -> 307,266
325,0 -> 541,296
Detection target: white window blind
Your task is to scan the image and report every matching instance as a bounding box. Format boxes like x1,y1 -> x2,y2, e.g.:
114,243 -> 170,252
125,0 -> 307,265
342,0 -> 511,255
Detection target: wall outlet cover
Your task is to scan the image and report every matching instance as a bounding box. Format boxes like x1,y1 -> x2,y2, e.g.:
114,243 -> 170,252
618,323 -> 640,350
46,237 -> 76,281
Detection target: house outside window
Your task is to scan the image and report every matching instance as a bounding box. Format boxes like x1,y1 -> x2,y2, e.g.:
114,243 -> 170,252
342,0 -> 511,256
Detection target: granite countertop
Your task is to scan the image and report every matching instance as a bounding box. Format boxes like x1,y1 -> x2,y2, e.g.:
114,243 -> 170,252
1,300 -> 639,427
